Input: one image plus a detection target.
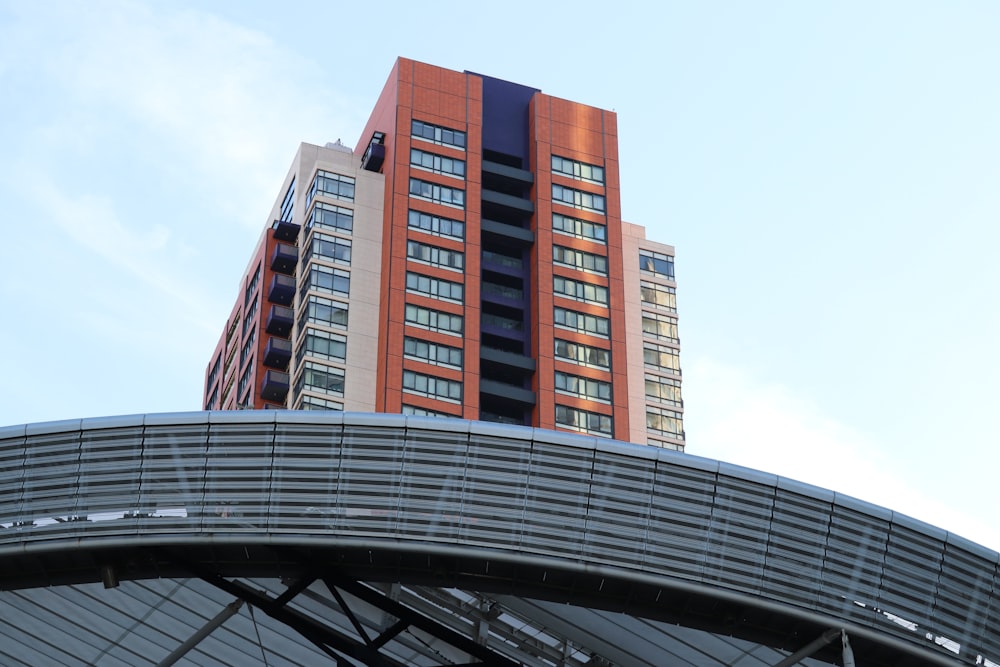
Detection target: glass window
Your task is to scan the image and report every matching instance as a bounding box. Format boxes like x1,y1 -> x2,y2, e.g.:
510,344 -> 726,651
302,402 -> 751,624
242,299 -> 258,336
402,370 -> 462,402
308,201 -> 353,234
643,343 -> 681,373
639,249 -> 675,279
641,312 -> 679,343
296,327 -> 347,364
640,281 -> 677,312
406,271 -> 463,302
551,155 -> 605,184
237,361 -> 253,399
240,328 -> 256,366
554,306 -> 609,337
298,395 -> 344,411
645,374 -> 683,406
552,213 -> 606,243
647,406 -> 684,437
244,264 -> 262,307
553,245 -> 607,274
411,148 -> 466,178
407,240 -> 464,270
404,303 -> 463,335
301,264 -> 350,298
404,336 -> 463,369
296,361 -> 345,397
408,209 -> 464,240
552,184 -> 605,213
555,405 -> 613,437
305,233 -> 352,266
554,339 -> 610,369
279,178 -> 295,222
411,119 -> 467,150
409,178 -> 465,208
301,295 -> 348,329
554,371 -> 612,402
307,170 -> 355,206
553,275 -> 608,306
402,404 -> 454,417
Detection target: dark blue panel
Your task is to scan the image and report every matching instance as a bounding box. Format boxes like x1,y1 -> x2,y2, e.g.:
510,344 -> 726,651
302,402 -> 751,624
477,74 -> 539,166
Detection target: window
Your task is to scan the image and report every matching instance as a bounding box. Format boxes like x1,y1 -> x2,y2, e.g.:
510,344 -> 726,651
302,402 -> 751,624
553,245 -> 607,274
553,275 -> 608,306
402,370 -> 462,402
640,249 -> 674,279
411,148 -> 466,178
301,295 -> 348,329
551,155 -> 605,184
640,281 -> 677,312
402,404 -> 454,417
554,339 -> 610,369
642,312 -> 679,343
404,336 -> 463,369
240,328 -> 256,366
206,354 -> 222,395
554,306 -> 609,337
305,233 -> 352,265
408,209 -> 464,240
308,202 -> 353,234
237,362 -> 253,400
405,303 -> 463,335
406,272 -> 463,302
647,406 -> 684,437
643,343 -> 681,373
553,213 -> 606,243
411,119 -> 466,150
307,170 -> 355,205
555,405 -> 613,437
205,384 -> 219,410
645,374 -> 683,406
552,184 -> 605,213
555,371 -> 612,402
409,178 -> 465,208
279,178 -> 295,222
242,299 -> 258,336
244,264 -> 261,307
298,395 -> 344,411
407,240 -> 464,270
296,328 -> 347,364
302,264 -> 350,298
296,361 -> 345,396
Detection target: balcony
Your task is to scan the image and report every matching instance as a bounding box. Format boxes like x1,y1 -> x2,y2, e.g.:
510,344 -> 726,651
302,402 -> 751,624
361,131 -> 386,173
271,219 -> 300,243
482,218 -> 534,244
270,243 -> 298,275
268,273 -> 295,306
265,304 -> 294,338
262,336 -> 292,370
481,189 -> 534,214
259,370 -> 290,403
480,379 -> 536,406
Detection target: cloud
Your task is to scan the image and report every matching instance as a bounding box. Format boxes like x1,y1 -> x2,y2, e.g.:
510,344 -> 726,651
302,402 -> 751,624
683,357 -> 1000,552
3,1 -> 365,226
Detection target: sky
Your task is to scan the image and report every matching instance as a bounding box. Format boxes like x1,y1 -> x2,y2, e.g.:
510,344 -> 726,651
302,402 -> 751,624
1,1 -> 998,551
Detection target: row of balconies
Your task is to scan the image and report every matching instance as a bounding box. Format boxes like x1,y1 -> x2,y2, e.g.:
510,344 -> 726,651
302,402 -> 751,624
258,221 -> 300,405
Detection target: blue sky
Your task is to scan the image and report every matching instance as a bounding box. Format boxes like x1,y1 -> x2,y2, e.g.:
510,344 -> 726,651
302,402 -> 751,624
1,1 -> 998,550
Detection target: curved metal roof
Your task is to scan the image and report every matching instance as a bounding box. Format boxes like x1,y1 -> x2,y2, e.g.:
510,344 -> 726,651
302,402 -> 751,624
0,411 -> 997,666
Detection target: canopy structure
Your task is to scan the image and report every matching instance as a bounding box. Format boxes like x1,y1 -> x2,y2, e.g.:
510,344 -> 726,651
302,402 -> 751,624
0,412 -> 997,666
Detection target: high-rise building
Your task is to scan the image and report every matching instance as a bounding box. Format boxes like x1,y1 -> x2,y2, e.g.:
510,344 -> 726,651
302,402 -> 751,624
203,57 -> 684,450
